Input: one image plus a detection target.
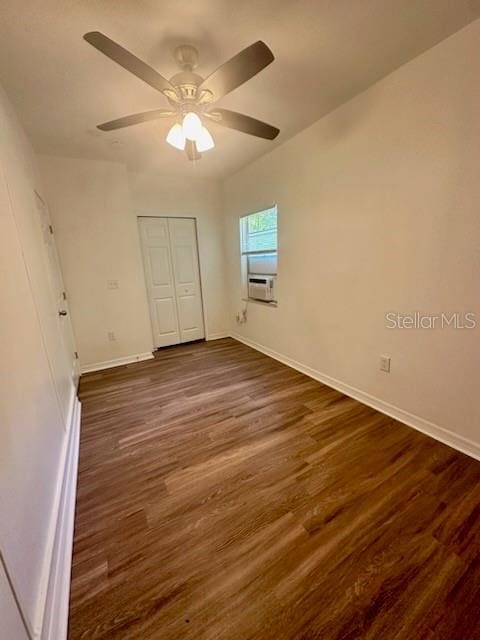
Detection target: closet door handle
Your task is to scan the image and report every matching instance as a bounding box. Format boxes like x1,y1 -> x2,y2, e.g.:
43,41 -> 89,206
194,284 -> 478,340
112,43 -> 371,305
59,310 -> 68,316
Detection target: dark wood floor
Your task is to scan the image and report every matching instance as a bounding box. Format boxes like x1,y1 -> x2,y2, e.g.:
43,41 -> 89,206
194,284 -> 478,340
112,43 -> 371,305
70,338 -> 480,640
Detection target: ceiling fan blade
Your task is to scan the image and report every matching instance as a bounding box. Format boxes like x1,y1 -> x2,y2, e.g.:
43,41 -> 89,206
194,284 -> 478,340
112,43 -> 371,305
97,109 -> 176,131
206,108 -> 279,140
199,41 -> 274,101
84,31 -> 174,94
185,140 -> 201,161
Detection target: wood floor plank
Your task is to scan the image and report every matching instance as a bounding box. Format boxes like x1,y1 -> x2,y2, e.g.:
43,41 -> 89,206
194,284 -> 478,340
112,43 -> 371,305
69,338 -> 480,639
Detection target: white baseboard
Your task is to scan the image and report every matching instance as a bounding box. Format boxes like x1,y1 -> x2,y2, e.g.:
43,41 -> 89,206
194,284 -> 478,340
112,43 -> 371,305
64,381 -> 77,433
21,388 -> 79,639
41,397 -> 81,640
80,352 -> 154,374
231,333 -> 480,462
206,332 -> 230,341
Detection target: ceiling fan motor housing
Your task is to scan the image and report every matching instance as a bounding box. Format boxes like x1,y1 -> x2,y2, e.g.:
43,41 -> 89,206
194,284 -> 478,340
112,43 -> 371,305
169,71 -> 204,106
169,46 -> 215,110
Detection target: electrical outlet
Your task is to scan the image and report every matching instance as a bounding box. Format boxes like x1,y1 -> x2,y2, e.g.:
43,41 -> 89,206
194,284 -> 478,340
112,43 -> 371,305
107,280 -> 119,290
108,331 -> 116,342
235,309 -> 248,324
380,355 -> 391,373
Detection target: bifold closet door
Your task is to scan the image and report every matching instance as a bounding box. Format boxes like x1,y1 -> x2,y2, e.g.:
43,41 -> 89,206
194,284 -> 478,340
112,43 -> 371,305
168,218 -> 205,344
139,217 -> 181,348
139,217 -> 205,348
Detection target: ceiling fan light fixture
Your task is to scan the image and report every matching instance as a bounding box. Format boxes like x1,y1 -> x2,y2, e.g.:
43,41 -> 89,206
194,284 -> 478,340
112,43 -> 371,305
166,123 -> 186,150
182,112 -> 203,141
196,126 -> 215,152
84,33 -> 280,159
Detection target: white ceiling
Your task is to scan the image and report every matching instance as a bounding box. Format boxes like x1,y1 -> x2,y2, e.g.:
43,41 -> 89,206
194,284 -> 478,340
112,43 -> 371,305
0,0 -> 478,178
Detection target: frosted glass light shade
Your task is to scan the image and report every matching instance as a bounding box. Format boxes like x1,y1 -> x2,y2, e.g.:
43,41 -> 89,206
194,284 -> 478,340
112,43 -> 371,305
182,112 -> 203,141
196,126 -> 215,152
166,123 -> 186,150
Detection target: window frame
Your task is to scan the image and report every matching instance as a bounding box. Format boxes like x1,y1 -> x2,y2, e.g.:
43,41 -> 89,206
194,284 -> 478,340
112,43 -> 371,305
239,205 -> 278,304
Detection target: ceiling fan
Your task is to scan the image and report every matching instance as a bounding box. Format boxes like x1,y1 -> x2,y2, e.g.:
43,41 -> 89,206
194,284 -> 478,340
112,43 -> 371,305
83,32 -> 280,161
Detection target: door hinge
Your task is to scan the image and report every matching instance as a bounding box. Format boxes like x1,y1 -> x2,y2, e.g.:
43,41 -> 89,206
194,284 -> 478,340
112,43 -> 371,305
74,351 -> 79,360
49,224 -> 54,234
62,291 -> 67,300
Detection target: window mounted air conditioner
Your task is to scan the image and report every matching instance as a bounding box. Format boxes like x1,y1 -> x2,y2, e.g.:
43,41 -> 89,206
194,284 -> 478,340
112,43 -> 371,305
248,275 -> 276,302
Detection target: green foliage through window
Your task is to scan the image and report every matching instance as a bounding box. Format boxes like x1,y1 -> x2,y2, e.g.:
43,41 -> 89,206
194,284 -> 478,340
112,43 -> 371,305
241,206 -> 277,254
247,208 -> 277,234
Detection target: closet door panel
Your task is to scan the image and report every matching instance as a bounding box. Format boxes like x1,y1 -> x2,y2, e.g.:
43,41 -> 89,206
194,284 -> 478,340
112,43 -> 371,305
168,218 -> 205,343
139,218 -> 180,348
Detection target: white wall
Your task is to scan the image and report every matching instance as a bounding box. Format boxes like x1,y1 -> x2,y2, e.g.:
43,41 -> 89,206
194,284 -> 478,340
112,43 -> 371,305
38,159 -> 229,369
129,171 -> 228,340
38,156 -> 154,369
0,19 -> 476,638
0,83 -> 75,637
0,561 -> 28,640
224,20 -> 480,452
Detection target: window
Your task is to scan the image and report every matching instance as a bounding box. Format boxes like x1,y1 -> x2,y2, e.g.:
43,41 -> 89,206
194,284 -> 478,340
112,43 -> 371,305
240,206 -> 277,302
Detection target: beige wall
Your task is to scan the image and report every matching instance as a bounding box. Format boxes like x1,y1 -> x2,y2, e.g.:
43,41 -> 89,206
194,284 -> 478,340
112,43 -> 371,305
0,83 -> 72,636
39,156 -> 154,368
39,158 -> 229,369
0,562 -> 28,640
223,20 -> 480,451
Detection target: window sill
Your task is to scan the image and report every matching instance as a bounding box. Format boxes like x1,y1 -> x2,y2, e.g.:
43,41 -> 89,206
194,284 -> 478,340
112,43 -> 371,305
242,297 -> 278,308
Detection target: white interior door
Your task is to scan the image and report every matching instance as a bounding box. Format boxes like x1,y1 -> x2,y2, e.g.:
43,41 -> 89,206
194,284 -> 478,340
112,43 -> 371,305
168,218 -> 205,343
139,217 -> 181,348
35,192 -> 79,424
139,217 -> 205,348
